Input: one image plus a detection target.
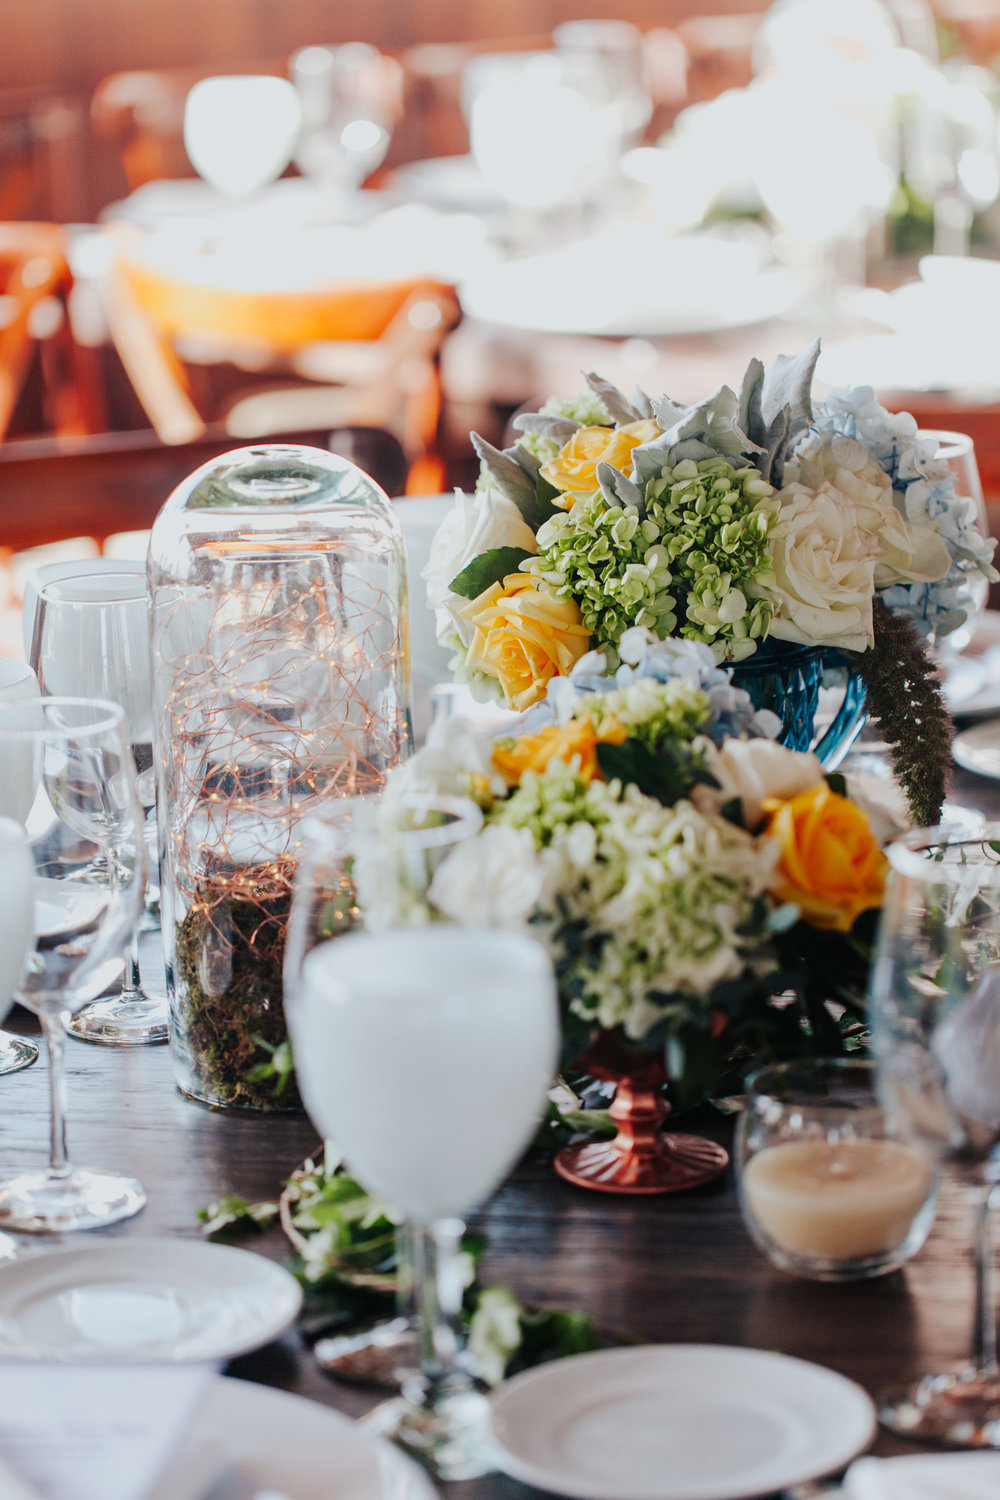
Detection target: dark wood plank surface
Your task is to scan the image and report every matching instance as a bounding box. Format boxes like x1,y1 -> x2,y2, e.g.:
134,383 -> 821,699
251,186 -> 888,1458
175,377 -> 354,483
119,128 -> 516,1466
3,763 -> 1000,1499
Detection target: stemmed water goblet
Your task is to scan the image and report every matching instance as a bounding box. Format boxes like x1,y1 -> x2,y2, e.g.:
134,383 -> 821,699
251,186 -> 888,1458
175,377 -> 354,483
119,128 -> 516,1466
0,659 -> 41,1077
287,920 -> 558,1480
870,822 -> 1000,1444
30,571 -> 168,1045
0,696 -> 147,1232
283,793 -> 485,1390
919,430 -> 993,655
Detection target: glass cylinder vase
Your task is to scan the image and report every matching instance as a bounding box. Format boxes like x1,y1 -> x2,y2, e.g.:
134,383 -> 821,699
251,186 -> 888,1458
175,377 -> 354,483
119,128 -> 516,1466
149,444 -> 412,1109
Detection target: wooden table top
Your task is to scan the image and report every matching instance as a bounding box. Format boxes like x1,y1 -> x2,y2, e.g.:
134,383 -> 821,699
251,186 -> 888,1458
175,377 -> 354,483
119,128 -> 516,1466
5,764 -> 1000,1500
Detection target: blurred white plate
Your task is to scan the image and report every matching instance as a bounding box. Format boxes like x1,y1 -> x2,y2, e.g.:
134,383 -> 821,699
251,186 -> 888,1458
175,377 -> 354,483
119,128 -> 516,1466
0,1240 -> 302,1362
152,1378 -> 438,1500
33,877 -> 108,939
461,229 -> 800,336
388,154 -> 503,212
952,721 -> 1000,779
488,1345 -> 876,1500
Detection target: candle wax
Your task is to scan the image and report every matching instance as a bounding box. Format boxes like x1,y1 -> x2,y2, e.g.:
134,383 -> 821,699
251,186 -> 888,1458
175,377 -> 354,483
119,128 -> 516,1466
742,1138 -> 932,1260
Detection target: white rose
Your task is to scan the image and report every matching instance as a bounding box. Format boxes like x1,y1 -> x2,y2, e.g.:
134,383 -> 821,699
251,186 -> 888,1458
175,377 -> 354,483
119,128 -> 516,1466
428,824 -> 543,929
693,737 -> 824,830
753,481 -> 877,652
424,484 -> 538,647
792,433 -> 951,588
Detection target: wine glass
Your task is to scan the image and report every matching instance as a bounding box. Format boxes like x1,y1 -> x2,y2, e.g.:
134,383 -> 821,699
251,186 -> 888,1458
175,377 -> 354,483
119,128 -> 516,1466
918,429 -> 994,655
287,922 -> 558,1480
291,44 -> 397,196
31,572 -> 167,1045
284,793 -> 484,1390
0,696 -> 147,1232
0,660 -> 41,1077
183,75 -> 303,199
869,822 -> 1000,1444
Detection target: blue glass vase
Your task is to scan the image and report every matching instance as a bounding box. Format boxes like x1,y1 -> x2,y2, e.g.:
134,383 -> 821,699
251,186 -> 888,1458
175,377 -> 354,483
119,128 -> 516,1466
730,640 -> 866,769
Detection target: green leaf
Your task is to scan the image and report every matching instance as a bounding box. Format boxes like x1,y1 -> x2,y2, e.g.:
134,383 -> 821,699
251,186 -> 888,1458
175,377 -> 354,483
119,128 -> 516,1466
596,737 -> 700,807
198,1193 -> 279,1240
825,772 -> 847,797
449,547 -> 535,600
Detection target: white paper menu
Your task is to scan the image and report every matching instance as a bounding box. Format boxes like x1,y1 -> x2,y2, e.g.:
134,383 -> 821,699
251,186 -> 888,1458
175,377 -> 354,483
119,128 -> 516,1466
0,1363 -> 217,1500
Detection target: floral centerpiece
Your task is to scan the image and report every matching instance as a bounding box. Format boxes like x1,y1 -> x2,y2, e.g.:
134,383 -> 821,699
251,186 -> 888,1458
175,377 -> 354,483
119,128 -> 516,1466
370,631 -> 899,1190
426,343 -> 997,827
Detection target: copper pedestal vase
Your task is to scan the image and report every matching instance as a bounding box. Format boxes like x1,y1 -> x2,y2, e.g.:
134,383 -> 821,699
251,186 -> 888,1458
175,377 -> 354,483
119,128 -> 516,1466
554,1033 -> 729,1195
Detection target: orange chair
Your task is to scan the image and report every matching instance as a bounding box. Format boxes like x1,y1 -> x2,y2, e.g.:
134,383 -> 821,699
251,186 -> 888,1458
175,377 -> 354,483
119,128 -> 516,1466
0,223 -> 106,445
100,225 -> 459,490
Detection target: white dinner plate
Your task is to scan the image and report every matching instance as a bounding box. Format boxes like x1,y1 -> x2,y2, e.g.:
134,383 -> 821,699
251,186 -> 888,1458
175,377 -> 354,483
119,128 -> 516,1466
460,229 -> 800,337
150,1377 -> 439,1500
487,1344 -> 876,1500
0,1239 -> 303,1362
952,721 -> 1000,779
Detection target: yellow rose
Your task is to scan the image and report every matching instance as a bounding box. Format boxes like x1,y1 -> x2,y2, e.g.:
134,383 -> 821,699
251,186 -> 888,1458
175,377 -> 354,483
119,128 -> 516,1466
458,574 -> 592,712
493,715 -> 627,786
762,783 -> 887,933
540,419 -> 660,504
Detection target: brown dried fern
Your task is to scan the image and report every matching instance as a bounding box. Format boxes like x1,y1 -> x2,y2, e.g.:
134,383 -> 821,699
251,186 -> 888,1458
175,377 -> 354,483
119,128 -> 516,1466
853,597 -> 953,828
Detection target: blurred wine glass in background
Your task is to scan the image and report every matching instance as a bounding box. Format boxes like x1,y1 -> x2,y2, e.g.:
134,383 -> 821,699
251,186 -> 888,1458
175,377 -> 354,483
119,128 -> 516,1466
552,20 -> 652,153
183,75 -> 303,198
463,49 -> 627,235
291,44 -> 400,199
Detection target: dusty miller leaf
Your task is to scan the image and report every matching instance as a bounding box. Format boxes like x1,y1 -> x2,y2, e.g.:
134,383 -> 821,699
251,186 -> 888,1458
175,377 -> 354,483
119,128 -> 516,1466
512,414 -> 581,444
659,384 -> 763,461
471,432 -> 538,511
583,371 -> 641,425
597,461 -> 643,511
760,340 -> 820,446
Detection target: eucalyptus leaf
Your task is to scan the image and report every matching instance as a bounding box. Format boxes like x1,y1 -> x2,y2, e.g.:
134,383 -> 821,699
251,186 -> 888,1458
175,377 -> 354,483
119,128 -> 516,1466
597,461 -> 643,511
584,371 -> 641,426
449,547 -> 534,599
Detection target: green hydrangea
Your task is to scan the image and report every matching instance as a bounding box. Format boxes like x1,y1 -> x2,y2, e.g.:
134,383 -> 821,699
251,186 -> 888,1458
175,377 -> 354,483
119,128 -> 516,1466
540,391 -> 611,427
528,493 -> 677,648
645,456 -> 779,662
512,391 -> 614,467
580,676 -> 713,747
493,768 -> 773,1038
489,759 -> 607,845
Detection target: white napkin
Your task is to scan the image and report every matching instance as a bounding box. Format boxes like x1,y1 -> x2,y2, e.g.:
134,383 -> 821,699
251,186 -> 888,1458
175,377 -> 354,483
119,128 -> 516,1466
845,1452 -> 1000,1499
0,1363 -> 216,1500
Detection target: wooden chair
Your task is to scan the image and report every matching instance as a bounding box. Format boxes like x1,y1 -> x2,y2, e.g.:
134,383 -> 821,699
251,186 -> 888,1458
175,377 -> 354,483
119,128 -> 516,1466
100,225 -> 459,489
0,223 -> 107,445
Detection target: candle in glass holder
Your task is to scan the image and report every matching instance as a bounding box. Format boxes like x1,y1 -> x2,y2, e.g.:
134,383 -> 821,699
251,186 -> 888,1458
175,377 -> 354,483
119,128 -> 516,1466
736,1059 -> 938,1281
742,1138 -> 933,1260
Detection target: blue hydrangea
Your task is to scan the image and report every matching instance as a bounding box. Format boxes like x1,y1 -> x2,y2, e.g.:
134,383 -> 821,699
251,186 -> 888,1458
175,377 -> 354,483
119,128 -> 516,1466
808,386 -> 998,641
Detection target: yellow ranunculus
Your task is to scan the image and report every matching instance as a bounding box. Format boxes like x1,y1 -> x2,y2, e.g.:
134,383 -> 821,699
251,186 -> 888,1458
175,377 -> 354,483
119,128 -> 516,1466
762,783 -> 887,933
540,419 -> 660,504
492,715 -> 627,786
458,574 -> 592,713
